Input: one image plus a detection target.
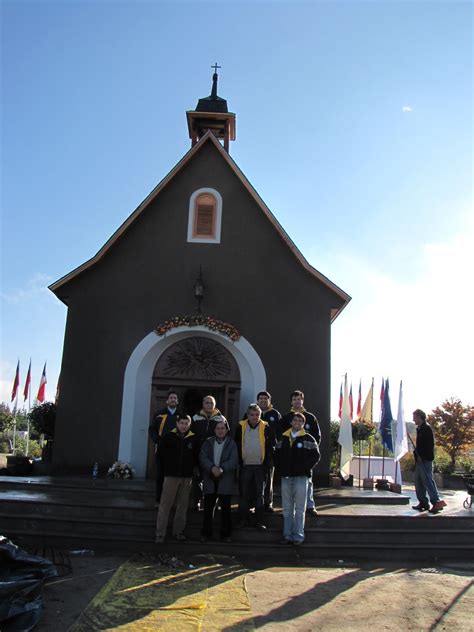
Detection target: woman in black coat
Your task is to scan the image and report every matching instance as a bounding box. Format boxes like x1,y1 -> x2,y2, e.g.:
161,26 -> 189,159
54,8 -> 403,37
199,419 -> 238,542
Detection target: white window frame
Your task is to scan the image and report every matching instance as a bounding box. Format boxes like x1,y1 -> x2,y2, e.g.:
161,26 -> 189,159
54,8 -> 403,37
187,187 -> 223,244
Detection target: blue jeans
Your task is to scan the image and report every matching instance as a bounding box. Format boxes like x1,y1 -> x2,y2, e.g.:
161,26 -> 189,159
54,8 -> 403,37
281,476 -> 308,543
306,471 -> 315,509
415,460 -> 440,507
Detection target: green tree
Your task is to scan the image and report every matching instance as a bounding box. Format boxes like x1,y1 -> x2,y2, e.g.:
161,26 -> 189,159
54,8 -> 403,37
0,403 -> 15,433
428,398 -> 474,469
28,402 -> 57,439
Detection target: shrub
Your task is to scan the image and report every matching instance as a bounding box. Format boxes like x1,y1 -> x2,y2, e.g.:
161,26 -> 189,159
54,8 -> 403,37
457,455 -> 474,475
0,438 -> 11,453
12,437 -> 42,458
433,452 -> 455,476
28,402 -> 57,439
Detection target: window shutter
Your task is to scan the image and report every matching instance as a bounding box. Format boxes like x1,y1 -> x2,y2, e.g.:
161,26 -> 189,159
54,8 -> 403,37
195,204 -> 215,237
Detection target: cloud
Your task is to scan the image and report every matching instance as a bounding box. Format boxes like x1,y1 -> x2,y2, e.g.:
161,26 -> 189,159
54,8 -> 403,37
1,273 -> 53,304
331,212 -> 474,418
402,106 -> 413,112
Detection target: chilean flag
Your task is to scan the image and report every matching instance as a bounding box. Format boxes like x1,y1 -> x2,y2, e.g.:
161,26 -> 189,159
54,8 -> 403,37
23,360 -> 31,401
11,360 -> 20,402
37,363 -> 47,403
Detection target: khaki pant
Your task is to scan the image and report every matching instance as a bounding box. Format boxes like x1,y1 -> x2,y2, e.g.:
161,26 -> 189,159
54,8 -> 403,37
156,476 -> 191,539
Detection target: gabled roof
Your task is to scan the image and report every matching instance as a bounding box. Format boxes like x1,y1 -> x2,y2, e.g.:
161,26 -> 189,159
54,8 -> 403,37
49,132 -> 351,321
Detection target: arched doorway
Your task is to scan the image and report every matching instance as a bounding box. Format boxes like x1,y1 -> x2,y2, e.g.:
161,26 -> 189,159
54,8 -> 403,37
146,336 -> 241,477
118,325 -> 266,478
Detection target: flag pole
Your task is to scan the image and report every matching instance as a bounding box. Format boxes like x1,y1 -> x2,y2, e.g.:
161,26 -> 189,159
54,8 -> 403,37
26,388 -> 31,457
12,393 -> 18,455
367,378 -> 374,479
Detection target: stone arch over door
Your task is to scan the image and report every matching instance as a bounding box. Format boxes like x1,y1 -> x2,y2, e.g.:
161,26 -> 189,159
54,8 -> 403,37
118,326 -> 266,477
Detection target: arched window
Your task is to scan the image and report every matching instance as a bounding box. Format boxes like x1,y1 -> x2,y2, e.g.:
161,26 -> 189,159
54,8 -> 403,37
187,188 -> 222,243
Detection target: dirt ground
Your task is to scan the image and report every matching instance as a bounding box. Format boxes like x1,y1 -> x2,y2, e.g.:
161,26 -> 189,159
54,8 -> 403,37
33,552 -> 474,631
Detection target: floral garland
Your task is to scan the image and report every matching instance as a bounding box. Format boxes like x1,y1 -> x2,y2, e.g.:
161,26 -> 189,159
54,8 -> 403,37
155,315 -> 241,342
107,461 -> 135,480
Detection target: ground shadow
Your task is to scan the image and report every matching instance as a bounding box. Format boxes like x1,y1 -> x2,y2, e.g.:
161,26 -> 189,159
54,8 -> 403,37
223,565 -> 402,631
428,579 -> 473,631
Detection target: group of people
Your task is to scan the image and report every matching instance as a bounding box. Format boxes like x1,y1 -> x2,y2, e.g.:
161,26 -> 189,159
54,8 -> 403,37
149,390 -> 321,545
149,392 -> 447,545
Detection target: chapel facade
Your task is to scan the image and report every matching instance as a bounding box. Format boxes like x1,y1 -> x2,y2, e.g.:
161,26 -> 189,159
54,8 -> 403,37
50,69 -> 350,482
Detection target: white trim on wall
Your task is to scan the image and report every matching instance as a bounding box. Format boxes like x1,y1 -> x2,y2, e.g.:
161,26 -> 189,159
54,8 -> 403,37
187,187 -> 223,244
118,326 -> 266,477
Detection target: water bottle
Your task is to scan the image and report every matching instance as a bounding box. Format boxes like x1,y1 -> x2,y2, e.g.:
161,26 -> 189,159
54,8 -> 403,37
92,461 -> 98,479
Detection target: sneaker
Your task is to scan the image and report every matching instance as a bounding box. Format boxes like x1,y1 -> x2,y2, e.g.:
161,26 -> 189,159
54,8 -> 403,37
306,507 -> 318,516
412,504 -> 429,512
279,538 -> 292,545
430,500 -> 447,514
255,523 -> 267,532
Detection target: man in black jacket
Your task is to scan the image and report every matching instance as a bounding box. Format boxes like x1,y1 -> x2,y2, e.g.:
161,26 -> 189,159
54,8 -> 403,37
412,408 -> 446,514
280,390 -> 321,516
155,415 -> 200,542
148,390 -> 180,505
274,412 -> 320,545
257,391 -> 281,513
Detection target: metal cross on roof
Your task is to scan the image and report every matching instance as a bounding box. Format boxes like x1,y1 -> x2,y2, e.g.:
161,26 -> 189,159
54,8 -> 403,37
212,63 -> 221,74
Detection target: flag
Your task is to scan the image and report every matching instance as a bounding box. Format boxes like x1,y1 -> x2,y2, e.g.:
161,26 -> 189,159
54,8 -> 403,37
11,360 -> 20,402
338,374 -> 353,480
358,379 -> 373,422
380,377 -> 394,452
349,383 -> 353,421
357,379 -> 362,417
338,382 -> 343,419
379,377 -> 385,418
394,380 -> 408,461
23,360 -> 31,401
37,363 -> 47,402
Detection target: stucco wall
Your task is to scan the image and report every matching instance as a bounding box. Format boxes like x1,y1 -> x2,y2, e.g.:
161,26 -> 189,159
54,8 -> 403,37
52,140 -> 343,478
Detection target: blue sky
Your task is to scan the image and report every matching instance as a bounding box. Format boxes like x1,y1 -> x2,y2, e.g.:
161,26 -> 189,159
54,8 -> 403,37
1,0 -> 472,418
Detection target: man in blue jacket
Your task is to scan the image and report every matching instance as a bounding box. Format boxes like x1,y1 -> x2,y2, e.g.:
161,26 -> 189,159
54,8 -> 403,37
274,412 -> 320,545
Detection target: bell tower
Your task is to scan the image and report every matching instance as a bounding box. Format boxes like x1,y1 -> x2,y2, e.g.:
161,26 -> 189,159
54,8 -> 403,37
186,64 -> 236,153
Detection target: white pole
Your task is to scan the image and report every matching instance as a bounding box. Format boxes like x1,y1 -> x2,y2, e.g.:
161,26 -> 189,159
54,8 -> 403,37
26,361 -> 32,456
12,394 -> 18,455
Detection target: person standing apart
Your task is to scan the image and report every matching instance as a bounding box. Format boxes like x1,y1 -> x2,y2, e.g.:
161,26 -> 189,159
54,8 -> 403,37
256,391 -> 281,513
199,419 -> 238,542
148,390 -> 180,506
274,412 -> 320,545
235,404 -> 273,531
412,408 -> 447,514
155,415 -> 200,543
280,390 -> 321,516
191,395 -> 227,510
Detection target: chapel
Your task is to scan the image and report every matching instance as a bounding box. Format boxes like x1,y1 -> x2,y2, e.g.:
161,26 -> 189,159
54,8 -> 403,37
49,68 -> 350,481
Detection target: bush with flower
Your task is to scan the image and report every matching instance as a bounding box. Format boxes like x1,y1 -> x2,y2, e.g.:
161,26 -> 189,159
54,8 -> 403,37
107,461 -> 135,479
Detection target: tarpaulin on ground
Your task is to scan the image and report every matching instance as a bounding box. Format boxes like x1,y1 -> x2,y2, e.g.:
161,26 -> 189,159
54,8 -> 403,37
0,536 -> 57,632
70,553 -> 254,631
